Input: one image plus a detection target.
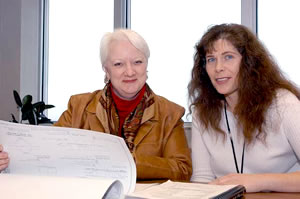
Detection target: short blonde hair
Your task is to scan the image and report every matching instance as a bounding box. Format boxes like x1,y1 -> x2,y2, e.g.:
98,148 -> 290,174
100,29 -> 150,68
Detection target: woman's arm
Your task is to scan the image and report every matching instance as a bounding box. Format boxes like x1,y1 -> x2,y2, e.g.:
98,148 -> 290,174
53,97 -> 74,127
210,172 -> 300,192
134,119 -> 192,181
211,92 -> 300,192
0,144 -> 9,171
190,113 -> 215,183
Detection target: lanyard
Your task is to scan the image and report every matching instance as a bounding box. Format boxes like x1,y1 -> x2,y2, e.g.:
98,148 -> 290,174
224,102 -> 245,174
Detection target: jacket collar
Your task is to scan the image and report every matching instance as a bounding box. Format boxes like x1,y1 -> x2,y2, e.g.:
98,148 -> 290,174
85,86 -> 159,130
85,90 -> 102,114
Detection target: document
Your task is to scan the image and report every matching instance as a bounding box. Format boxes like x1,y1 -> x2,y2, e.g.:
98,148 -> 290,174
0,120 -> 136,199
0,174 -> 122,199
127,180 -> 245,199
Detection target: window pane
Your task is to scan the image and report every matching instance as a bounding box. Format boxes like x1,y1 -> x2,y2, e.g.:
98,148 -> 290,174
131,0 -> 241,121
48,0 -> 113,121
258,0 -> 300,86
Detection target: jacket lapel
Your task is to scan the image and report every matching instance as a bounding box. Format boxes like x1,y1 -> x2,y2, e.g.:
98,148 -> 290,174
95,103 -> 110,133
85,90 -> 111,133
134,101 -> 158,146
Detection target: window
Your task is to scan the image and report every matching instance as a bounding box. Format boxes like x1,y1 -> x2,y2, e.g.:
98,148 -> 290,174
47,1 -> 241,121
258,0 -> 300,86
131,0 -> 241,121
47,0 -> 113,121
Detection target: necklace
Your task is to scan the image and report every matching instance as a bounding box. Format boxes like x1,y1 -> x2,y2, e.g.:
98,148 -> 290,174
224,102 -> 245,174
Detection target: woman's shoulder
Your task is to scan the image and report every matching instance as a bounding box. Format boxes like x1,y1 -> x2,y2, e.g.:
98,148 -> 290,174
268,89 -> 300,116
275,89 -> 300,105
68,90 -> 102,105
70,89 -> 101,97
150,94 -> 185,120
153,94 -> 185,112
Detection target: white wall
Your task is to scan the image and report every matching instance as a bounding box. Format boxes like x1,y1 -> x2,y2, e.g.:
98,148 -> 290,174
0,0 -> 41,121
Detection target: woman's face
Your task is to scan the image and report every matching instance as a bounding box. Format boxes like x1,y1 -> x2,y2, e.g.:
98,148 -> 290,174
205,39 -> 242,99
105,40 -> 147,100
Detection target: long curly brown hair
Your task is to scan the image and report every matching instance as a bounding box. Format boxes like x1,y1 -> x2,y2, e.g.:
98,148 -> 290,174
188,23 -> 300,143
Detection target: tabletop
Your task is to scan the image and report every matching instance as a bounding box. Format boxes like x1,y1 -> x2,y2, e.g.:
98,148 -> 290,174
136,180 -> 300,199
244,192 -> 300,199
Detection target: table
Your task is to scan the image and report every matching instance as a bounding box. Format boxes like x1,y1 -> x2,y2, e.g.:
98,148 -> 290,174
136,180 -> 300,199
244,192 -> 300,199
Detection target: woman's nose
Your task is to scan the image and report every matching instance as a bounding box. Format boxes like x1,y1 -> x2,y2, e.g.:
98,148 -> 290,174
125,64 -> 135,76
215,59 -> 224,72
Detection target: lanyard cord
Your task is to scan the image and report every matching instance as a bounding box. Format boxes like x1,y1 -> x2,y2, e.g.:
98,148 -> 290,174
224,102 -> 245,174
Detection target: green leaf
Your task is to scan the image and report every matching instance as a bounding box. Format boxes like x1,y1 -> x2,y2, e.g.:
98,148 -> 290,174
33,102 -> 45,110
22,95 -> 33,105
33,102 -> 45,114
11,114 -> 18,123
13,90 -> 22,107
44,104 -> 55,109
27,111 -> 37,125
33,101 -> 45,107
21,103 -> 34,118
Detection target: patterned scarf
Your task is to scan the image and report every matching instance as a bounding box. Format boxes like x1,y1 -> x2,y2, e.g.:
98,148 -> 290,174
99,83 -> 154,152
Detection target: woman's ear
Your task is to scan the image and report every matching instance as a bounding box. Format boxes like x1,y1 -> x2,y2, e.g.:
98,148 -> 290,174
104,74 -> 109,83
103,66 -> 110,83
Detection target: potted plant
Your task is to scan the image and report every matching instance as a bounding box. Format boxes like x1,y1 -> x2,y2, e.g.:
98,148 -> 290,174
11,90 -> 55,125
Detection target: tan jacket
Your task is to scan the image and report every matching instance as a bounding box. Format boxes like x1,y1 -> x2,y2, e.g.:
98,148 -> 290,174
54,89 -> 192,181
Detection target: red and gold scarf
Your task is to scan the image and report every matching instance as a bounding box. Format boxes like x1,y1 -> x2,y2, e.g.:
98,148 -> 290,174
99,83 -> 154,152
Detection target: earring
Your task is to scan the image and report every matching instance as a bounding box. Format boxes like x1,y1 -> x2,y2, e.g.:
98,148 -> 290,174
104,74 -> 110,84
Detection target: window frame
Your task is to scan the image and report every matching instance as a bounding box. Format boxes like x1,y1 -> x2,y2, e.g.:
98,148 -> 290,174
36,0 -> 257,122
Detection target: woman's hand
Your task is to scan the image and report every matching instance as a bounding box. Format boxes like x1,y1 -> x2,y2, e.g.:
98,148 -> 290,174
0,144 -> 9,172
210,172 -> 300,192
209,173 -> 262,192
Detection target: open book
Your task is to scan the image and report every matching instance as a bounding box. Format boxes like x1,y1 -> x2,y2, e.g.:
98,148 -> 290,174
0,120 -> 136,199
127,180 -> 245,199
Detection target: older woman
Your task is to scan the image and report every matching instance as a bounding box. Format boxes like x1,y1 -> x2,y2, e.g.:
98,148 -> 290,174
0,29 -> 192,180
189,24 -> 300,192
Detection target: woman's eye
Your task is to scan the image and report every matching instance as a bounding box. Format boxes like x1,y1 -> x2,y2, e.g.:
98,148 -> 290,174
134,60 -> 143,64
225,55 -> 233,60
206,57 -> 215,63
114,62 -> 122,67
